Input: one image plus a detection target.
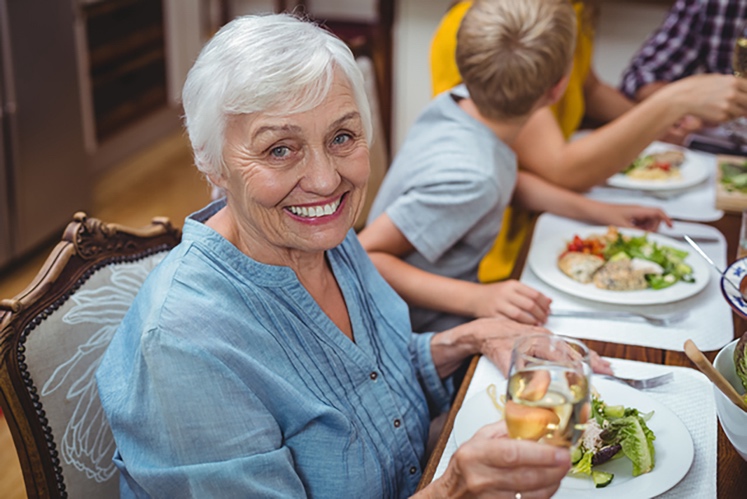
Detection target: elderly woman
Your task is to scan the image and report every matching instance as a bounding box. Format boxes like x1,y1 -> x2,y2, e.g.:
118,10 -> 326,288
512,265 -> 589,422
95,14 -> 603,498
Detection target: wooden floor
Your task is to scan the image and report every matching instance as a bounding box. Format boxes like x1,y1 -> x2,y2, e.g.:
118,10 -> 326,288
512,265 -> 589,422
0,130 -> 212,497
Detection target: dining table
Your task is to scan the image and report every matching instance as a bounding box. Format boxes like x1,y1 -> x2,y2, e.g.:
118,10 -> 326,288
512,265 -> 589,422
416,152 -> 747,497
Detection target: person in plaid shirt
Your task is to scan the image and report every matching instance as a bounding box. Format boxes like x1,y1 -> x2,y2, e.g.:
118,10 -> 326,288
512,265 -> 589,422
620,0 -> 747,102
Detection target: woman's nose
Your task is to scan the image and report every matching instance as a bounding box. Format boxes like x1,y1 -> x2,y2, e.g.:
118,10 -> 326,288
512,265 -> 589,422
301,148 -> 341,194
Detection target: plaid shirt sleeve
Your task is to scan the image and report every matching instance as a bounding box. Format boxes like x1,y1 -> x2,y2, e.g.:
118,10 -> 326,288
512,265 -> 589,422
619,0 -> 745,98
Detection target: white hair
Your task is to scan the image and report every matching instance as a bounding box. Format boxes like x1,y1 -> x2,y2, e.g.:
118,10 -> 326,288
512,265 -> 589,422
181,13 -> 373,178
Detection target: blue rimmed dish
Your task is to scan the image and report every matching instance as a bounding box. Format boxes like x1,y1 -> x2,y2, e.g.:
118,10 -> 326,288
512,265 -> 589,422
721,257 -> 747,319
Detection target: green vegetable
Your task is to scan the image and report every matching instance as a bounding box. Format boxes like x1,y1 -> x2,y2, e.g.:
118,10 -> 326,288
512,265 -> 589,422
610,415 -> 655,476
720,161 -> 747,193
570,394 -> 656,485
602,233 -> 694,289
603,404 -> 625,419
592,470 -> 614,488
571,445 -> 583,465
734,331 -> 747,399
570,448 -> 593,476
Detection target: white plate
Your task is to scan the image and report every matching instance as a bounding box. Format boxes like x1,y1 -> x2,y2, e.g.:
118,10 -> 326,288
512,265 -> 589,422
527,227 -> 709,305
607,142 -> 710,191
453,378 -> 694,499
720,256 -> 747,319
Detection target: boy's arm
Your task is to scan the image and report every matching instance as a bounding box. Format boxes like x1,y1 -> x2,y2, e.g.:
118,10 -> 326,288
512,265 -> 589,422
582,69 -> 635,124
357,214 -> 480,317
512,104 -> 676,192
513,74 -> 747,192
512,171 -> 671,231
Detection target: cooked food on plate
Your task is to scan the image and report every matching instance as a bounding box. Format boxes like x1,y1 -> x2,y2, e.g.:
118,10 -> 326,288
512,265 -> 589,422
622,150 -> 685,181
570,391 -> 657,488
485,382 -> 658,489
558,252 -> 605,284
557,227 -> 694,291
592,260 -> 648,291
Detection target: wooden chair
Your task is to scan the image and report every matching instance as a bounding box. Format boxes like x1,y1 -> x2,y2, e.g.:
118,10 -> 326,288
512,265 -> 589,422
0,213 -> 181,498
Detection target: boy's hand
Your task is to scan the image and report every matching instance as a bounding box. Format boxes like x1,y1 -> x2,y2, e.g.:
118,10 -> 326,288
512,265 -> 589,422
472,279 -> 552,325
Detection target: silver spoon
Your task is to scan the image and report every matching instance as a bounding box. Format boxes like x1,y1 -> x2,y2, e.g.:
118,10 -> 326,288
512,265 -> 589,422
683,235 -> 745,298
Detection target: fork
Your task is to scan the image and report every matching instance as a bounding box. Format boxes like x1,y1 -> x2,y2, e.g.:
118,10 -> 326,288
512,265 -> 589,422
550,309 -> 689,327
600,372 -> 674,390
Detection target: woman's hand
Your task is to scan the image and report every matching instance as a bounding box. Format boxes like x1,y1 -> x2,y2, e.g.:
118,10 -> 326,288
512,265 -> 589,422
420,421 -> 570,499
589,203 -> 672,232
431,318 -> 614,378
471,280 -> 552,325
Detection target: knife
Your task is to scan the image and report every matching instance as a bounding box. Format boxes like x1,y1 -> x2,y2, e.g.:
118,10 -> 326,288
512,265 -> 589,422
663,234 -> 721,244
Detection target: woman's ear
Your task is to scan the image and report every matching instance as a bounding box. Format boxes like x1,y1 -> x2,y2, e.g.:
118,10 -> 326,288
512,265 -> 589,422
207,171 -> 226,190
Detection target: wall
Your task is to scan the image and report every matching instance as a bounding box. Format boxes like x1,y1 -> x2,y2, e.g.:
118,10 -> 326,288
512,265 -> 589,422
392,0 -> 450,153
594,0 -> 671,85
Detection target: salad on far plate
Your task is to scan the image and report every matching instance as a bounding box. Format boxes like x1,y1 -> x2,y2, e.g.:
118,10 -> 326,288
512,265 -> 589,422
621,150 -> 685,182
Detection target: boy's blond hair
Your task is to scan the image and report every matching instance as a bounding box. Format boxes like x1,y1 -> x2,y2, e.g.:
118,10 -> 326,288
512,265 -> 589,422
456,0 -> 576,120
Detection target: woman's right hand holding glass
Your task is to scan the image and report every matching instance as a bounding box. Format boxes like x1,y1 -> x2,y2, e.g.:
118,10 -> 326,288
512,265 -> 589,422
423,420 -> 570,498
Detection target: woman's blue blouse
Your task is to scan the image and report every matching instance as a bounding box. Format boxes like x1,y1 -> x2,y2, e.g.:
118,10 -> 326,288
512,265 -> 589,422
96,200 -> 453,498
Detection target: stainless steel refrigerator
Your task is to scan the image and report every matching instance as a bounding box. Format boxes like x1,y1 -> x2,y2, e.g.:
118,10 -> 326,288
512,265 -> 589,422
0,0 -> 90,269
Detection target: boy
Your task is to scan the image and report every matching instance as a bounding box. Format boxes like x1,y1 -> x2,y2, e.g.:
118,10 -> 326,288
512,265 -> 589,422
359,0 -> 670,333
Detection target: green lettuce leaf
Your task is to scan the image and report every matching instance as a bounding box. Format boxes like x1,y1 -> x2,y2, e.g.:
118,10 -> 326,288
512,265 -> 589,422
610,415 -> 656,476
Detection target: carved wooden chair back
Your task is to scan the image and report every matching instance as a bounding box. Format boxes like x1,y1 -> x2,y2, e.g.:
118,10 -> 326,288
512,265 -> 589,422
0,212 -> 181,498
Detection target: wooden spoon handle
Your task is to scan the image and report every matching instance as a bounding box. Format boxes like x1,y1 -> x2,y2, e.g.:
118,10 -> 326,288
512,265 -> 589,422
684,340 -> 747,412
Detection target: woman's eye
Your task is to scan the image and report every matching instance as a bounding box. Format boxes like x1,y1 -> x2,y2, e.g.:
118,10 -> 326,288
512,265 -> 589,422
270,146 -> 291,158
332,133 -> 352,146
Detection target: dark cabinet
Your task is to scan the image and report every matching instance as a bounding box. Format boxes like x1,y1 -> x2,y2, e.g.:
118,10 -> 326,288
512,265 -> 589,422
83,0 -> 167,142
0,0 -> 90,269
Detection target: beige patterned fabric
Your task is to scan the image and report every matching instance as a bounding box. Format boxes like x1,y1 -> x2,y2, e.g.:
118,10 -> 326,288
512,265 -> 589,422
23,253 -> 166,497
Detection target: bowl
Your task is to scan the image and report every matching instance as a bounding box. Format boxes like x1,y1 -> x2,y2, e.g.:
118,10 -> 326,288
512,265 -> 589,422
720,257 -> 747,319
713,338 -> 747,461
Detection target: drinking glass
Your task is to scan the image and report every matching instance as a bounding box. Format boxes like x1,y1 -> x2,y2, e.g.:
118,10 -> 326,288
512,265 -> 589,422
504,334 -> 591,448
733,19 -> 747,77
725,20 -> 747,145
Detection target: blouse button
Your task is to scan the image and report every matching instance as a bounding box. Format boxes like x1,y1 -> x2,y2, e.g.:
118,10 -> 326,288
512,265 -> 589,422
393,418 -> 401,428
369,371 -> 378,380
409,466 -> 417,475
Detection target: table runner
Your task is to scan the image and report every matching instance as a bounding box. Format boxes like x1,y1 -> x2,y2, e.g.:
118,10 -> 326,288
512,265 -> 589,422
520,213 -> 733,352
432,357 -> 717,498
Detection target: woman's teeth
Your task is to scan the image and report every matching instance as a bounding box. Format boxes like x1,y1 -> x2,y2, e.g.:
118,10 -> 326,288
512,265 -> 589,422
288,199 -> 341,218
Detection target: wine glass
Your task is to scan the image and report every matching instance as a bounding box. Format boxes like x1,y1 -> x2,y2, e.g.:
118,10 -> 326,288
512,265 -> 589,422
733,18 -> 747,77
504,334 -> 592,448
727,19 -> 747,146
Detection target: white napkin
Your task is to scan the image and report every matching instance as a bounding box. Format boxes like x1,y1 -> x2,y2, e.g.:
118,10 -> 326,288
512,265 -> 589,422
522,214 -> 733,352
433,357 -> 717,498
584,148 -> 722,222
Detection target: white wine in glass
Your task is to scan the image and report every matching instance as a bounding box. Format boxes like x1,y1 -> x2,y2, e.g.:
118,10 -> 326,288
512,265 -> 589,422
504,335 -> 591,448
733,20 -> 747,77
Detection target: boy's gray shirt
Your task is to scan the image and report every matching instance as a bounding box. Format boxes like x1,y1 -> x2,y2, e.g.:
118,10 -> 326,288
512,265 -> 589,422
367,85 -> 517,332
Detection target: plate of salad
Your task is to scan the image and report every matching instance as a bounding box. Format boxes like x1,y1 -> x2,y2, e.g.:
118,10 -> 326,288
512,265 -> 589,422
527,226 -> 710,305
607,142 -> 710,191
453,377 -> 694,498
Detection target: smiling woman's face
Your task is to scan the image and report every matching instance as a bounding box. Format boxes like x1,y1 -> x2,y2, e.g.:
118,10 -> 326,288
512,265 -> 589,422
215,72 -> 370,263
